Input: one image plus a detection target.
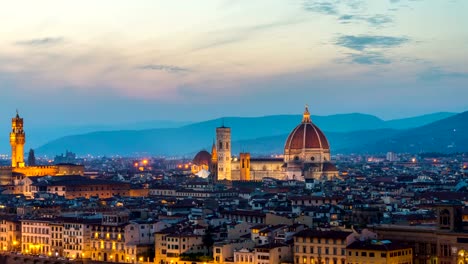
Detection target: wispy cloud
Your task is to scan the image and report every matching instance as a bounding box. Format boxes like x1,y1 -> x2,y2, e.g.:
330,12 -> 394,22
192,19 -> 303,51
137,64 -> 190,73
335,35 -> 409,51
303,1 -> 338,15
303,1 -> 394,27
338,14 -> 393,27
347,52 -> 391,65
366,14 -> 393,26
420,67 -> 468,81
335,35 -> 409,65
15,37 -> 64,46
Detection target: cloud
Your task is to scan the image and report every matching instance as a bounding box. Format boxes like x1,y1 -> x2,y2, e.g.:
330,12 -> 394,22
366,15 -> 393,26
338,14 -> 393,27
419,67 -> 468,81
335,35 -> 409,51
192,19 -> 303,51
304,1 -> 393,27
15,37 -> 64,46
347,52 -> 392,65
303,1 -> 338,15
335,35 -> 409,65
137,64 -> 190,73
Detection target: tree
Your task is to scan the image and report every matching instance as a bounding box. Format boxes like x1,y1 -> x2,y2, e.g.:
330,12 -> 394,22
28,149 -> 36,166
202,225 -> 215,255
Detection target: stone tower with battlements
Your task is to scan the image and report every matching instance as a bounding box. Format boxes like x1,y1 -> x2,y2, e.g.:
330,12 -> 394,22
216,126 -> 231,181
10,111 -> 25,168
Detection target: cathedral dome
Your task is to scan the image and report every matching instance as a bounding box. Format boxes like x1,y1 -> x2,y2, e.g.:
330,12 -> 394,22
284,106 -> 331,164
285,122 -> 330,151
284,106 -> 330,151
193,150 -> 212,166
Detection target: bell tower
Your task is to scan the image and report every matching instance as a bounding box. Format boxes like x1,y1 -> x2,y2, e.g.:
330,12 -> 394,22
10,110 -> 26,168
216,125 -> 231,181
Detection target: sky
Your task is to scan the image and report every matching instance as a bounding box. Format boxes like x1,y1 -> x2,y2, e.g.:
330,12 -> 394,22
1,0 -> 468,128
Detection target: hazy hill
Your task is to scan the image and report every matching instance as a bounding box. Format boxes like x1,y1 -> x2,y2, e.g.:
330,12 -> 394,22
0,120 -> 190,154
231,129 -> 400,155
364,111 -> 468,153
36,113 -> 383,156
35,112 -> 460,156
385,112 -> 455,130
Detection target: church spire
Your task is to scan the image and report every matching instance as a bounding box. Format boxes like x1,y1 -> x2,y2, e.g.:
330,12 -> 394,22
302,104 -> 311,123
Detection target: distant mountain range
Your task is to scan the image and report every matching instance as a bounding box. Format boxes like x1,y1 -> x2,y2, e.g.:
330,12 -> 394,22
0,120 -> 190,154
33,111 -> 462,156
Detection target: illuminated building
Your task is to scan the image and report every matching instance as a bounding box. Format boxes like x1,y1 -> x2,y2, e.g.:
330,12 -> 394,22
239,152 -> 251,181
346,240 -> 413,264
0,111 -> 85,187
293,230 -> 352,264
89,212 -> 162,263
21,219 -> 52,255
284,106 -> 339,181
216,125 -> 232,181
10,111 -> 26,168
63,218 -> 100,259
0,216 -> 21,252
191,150 -> 212,174
154,225 -> 207,264
50,222 -> 63,257
194,106 -> 339,182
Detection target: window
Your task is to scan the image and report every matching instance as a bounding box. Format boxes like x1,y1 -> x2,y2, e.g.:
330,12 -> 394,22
381,253 -> 387,258
369,252 -> 375,257
361,252 -> 367,257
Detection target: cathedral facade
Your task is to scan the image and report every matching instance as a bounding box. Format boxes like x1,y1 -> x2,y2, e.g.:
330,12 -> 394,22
191,106 -> 340,182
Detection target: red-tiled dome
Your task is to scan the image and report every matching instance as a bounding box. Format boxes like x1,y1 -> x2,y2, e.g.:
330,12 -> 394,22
284,106 -> 330,151
193,150 -> 211,166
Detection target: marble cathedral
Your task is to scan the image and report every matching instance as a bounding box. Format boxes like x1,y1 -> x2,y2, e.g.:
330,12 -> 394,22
191,106 -> 339,182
